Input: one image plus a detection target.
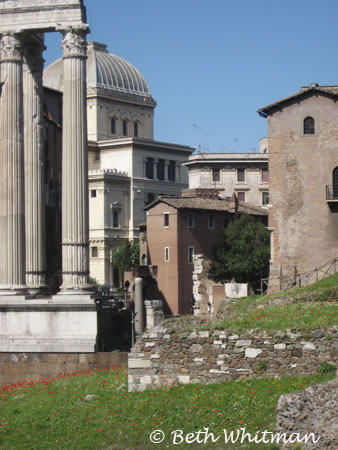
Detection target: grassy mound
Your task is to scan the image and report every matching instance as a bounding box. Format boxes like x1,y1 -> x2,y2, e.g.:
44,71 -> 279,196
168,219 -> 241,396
163,273 -> 338,333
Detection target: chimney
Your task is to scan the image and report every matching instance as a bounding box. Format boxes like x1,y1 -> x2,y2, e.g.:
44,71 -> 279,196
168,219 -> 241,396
230,192 -> 239,212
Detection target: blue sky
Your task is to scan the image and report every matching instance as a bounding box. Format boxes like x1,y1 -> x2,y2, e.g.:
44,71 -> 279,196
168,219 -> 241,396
44,0 -> 338,153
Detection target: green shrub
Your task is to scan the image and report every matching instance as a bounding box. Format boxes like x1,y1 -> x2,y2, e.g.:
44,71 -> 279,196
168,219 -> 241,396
318,361 -> 336,375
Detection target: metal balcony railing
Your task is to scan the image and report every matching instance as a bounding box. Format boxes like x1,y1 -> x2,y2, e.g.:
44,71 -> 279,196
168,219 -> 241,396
326,185 -> 338,200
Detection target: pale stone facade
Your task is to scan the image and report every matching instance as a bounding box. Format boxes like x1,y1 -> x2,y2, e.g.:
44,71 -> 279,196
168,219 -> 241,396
258,84 -> 338,289
44,41 -> 194,285
184,140 -> 269,208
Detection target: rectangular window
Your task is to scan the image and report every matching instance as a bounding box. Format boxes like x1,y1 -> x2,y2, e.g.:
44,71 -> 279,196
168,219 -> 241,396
168,160 -> 176,182
145,157 -> 154,179
208,214 -> 215,229
212,168 -> 220,182
91,247 -> 98,257
113,210 -> 119,228
262,168 -> 269,183
164,213 -> 169,227
188,246 -> 194,264
262,191 -> 269,205
122,119 -> 128,136
237,168 -> 245,182
164,247 -> 169,262
111,118 -> 116,134
157,159 -> 165,180
237,191 -> 245,202
91,190 -> 97,198
187,214 -> 194,228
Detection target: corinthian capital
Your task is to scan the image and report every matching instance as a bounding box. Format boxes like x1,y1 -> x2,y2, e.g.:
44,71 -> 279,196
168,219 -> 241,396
62,28 -> 87,58
0,33 -> 23,62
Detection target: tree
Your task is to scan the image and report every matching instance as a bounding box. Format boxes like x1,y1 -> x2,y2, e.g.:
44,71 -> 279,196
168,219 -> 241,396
111,240 -> 140,277
209,214 -> 270,290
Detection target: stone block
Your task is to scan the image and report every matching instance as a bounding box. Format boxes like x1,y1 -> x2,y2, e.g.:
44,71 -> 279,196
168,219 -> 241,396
303,343 -> 316,351
245,348 -> 262,358
199,331 -> 209,338
128,359 -> 152,369
235,340 -> 252,347
178,375 -> 190,384
140,376 -> 152,385
274,343 -> 286,350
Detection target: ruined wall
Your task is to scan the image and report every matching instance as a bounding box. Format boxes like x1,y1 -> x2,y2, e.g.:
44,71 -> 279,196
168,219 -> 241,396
276,376 -> 337,449
0,352 -> 128,386
128,327 -> 337,392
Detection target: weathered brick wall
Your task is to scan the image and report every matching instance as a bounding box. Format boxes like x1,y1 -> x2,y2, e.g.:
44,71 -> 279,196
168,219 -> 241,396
267,95 -> 338,285
128,327 -> 338,392
0,351 -> 128,386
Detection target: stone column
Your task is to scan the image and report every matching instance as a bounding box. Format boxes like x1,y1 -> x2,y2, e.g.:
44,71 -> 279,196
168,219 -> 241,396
59,27 -> 91,295
23,34 -> 47,294
134,277 -> 144,335
0,33 -> 28,296
164,160 -> 169,181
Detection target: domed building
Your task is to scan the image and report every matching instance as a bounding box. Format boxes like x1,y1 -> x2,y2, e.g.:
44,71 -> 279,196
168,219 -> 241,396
44,42 -> 193,285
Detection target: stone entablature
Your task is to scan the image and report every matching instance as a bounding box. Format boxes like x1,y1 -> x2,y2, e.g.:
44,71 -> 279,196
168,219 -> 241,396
128,327 -> 338,392
0,0 -> 86,33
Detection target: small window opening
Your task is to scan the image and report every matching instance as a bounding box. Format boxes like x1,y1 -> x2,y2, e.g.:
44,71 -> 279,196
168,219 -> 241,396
91,190 -> 97,198
304,116 -> 315,135
208,214 -> 215,229
262,191 -> 269,205
122,119 -> 128,136
188,214 -> 194,228
237,168 -> 245,182
188,246 -> 194,264
212,169 -> 220,182
164,213 -> 169,227
91,247 -> 98,257
237,192 -> 245,202
111,118 -> 116,134
134,122 -> 138,137
113,210 -> 119,228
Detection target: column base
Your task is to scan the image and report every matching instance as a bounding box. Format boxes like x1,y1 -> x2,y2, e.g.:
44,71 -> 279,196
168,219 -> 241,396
0,286 -> 30,299
53,287 -> 96,304
0,298 -> 97,352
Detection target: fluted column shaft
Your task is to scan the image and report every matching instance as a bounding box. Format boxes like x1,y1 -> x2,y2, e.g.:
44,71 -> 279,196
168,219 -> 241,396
23,36 -> 47,292
0,33 -> 27,293
60,28 -> 90,292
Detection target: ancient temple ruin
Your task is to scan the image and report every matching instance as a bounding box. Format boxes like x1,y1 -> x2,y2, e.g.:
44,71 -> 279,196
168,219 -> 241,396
0,0 -> 96,352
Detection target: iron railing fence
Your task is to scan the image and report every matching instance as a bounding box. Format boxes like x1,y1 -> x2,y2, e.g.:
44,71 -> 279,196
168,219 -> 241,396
261,257 -> 338,295
326,185 -> 338,200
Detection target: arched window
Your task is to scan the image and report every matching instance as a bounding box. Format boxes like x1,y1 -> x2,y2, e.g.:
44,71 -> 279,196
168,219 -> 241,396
304,116 -> 315,135
113,210 -> 119,228
122,119 -> 128,136
333,167 -> 338,198
141,254 -> 147,265
134,122 -> 138,137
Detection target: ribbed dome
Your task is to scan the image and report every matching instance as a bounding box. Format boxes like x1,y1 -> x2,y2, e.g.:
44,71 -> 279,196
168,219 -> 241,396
44,41 -> 155,105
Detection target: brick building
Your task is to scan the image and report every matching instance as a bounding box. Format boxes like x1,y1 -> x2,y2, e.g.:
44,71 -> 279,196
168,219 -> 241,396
258,84 -> 338,288
143,194 -> 267,315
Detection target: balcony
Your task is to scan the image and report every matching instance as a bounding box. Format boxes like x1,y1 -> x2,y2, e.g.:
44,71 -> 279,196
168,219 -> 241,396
326,185 -> 338,202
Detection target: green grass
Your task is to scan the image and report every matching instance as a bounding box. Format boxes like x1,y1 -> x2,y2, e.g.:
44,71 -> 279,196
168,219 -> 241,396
0,367 -> 335,449
211,273 -> 338,332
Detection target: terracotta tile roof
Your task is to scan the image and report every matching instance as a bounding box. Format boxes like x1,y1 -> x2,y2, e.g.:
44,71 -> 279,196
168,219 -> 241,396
145,196 -> 267,216
258,84 -> 338,116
